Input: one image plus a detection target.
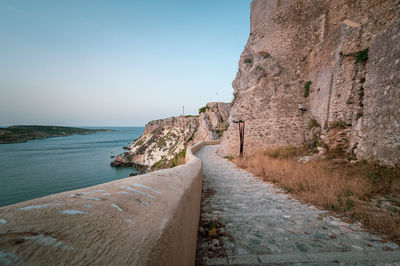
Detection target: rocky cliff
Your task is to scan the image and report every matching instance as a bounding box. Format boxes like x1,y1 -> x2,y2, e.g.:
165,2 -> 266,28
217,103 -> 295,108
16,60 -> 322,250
113,102 -> 230,171
218,0 -> 400,165
193,102 -> 230,143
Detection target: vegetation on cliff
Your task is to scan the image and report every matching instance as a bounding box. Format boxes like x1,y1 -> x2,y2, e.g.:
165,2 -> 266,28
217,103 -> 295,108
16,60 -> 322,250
0,125 -> 109,144
355,47 -> 369,63
198,105 -> 210,114
151,149 -> 186,171
303,81 -> 312,98
307,118 -> 321,130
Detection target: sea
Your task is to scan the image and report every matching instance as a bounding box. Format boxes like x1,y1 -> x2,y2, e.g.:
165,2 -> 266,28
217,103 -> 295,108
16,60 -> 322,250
0,127 -> 144,207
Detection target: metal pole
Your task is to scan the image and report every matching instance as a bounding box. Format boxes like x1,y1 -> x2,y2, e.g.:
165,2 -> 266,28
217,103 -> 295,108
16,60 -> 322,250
239,120 -> 245,158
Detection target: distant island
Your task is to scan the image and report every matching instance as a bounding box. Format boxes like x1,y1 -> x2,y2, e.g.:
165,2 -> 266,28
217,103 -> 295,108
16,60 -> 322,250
0,125 -> 111,144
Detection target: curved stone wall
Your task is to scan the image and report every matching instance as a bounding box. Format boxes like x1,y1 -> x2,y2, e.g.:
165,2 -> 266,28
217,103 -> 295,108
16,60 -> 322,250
0,140 -> 220,266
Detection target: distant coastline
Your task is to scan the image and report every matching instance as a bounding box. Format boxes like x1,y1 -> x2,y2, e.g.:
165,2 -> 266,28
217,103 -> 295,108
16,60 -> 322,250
0,125 -> 111,144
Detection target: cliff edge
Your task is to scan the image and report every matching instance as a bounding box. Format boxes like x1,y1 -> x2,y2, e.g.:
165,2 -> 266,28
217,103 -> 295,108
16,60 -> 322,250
113,102 -> 230,171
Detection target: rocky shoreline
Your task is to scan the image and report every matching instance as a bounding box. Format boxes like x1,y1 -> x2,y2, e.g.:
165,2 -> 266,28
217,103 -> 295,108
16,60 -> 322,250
110,154 -> 147,171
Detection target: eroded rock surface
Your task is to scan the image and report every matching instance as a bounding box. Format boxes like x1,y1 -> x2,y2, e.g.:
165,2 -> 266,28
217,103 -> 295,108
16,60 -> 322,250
194,102 -> 230,143
218,0 -> 400,165
113,102 -> 230,171
125,116 -> 199,171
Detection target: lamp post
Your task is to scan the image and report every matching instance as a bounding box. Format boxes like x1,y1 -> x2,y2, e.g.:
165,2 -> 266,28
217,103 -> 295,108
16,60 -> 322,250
232,117 -> 245,158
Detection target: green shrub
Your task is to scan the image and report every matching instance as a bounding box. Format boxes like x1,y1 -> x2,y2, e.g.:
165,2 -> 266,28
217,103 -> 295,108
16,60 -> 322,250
170,149 -> 186,168
215,121 -> 229,138
151,157 -> 169,171
307,118 -> 321,130
151,149 -> 187,171
198,105 -> 210,114
133,138 -> 144,147
304,81 -> 312,97
215,129 -> 224,138
187,131 -> 195,142
264,145 -> 306,159
156,137 -> 167,149
355,48 -> 369,63
329,120 -> 347,129
255,66 -> 264,71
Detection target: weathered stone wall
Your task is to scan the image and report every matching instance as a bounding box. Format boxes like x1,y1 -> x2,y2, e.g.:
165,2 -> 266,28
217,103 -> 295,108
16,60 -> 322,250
356,17 -> 400,164
0,140 -> 219,265
218,0 -> 400,165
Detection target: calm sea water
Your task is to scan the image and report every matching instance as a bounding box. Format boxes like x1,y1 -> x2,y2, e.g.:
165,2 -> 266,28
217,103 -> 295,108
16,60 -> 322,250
0,127 -> 144,207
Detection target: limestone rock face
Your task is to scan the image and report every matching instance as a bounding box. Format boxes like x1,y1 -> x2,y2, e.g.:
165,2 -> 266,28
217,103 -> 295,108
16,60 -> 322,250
218,0 -> 400,165
114,102 -> 231,171
126,116 -> 199,171
193,102 -> 230,143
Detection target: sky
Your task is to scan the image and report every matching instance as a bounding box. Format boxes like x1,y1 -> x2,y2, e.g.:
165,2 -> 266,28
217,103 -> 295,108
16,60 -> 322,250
0,0 -> 251,127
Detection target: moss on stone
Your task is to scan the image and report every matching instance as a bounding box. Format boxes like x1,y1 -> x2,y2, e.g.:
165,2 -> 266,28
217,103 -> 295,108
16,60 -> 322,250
304,81 -> 312,98
307,118 -> 321,130
255,66 -> 264,71
329,120 -> 347,129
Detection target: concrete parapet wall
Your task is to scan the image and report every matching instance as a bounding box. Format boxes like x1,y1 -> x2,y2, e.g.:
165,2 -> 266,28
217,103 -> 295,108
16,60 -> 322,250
0,140 -> 220,265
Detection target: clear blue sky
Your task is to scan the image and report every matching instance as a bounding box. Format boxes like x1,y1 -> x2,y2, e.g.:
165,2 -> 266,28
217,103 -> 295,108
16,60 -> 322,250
0,0 -> 251,126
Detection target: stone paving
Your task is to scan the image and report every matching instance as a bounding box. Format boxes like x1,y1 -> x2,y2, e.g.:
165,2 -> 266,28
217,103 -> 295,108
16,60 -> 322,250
195,145 -> 400,265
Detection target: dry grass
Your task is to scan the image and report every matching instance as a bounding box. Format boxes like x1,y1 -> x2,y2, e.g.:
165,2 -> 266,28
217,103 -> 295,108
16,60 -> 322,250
233,147 -> 400,243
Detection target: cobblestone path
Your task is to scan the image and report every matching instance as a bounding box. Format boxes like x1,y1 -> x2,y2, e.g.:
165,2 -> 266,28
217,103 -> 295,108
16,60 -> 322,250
195,145 -> 400,265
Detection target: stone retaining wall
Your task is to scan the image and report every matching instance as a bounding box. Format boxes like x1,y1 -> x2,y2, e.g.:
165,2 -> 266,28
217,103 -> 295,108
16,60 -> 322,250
0,140 -> 220,266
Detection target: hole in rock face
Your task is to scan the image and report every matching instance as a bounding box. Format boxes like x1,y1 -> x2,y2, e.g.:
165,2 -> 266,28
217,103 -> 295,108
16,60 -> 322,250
14,238 -> 25,244
244,58 -> 253,64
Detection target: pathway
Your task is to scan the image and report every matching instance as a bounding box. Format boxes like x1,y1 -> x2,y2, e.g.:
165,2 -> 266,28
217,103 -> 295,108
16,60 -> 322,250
195,145 -> 400,265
